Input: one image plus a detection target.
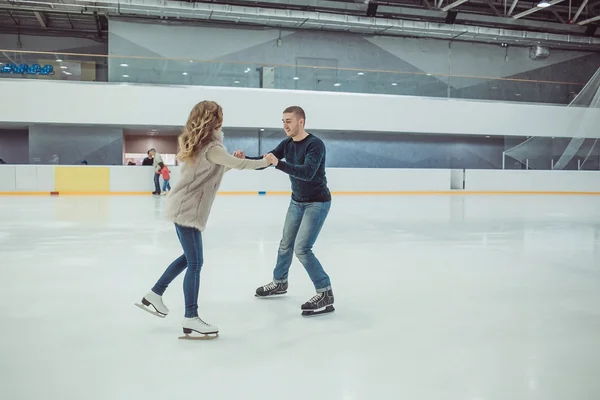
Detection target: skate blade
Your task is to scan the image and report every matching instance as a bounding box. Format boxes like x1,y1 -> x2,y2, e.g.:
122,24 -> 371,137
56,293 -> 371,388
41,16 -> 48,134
301,305 -> 335,317
134,303 -> 166,318
178,333 -> 219,340
254,291 -> 287,298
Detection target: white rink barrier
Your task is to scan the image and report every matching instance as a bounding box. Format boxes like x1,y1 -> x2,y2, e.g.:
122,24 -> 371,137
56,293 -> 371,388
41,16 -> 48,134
464,169 -> 600,193
0,165 -> 599,195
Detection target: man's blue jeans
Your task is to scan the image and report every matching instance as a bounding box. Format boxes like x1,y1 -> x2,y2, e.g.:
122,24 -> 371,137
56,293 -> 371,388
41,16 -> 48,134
273,199 -> 331,291
153,173 -> 161,193
151,224 -> 203,318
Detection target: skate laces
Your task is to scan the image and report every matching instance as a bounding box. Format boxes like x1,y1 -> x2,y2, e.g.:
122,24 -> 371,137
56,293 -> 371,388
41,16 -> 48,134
196,317 -> 211,326
309,293 -> 324,303
264,282 -> 277,290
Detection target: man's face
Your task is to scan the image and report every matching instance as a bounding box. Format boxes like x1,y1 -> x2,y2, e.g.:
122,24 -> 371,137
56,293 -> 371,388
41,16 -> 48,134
282,112 -> 302,138
149,150 -> 155,157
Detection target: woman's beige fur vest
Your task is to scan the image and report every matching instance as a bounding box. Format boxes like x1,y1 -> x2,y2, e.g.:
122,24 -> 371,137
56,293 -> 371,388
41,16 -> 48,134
163,132 -> 225,231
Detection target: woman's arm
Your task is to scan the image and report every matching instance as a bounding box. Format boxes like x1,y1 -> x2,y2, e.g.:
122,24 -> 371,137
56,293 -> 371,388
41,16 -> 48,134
243,139 -> 287,161
206,146 -> 270,172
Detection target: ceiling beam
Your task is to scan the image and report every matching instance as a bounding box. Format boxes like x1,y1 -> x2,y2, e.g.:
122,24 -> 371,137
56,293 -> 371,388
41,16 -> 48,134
570,0 -> 588,23
551,9 -> 566,23
0,0 -> 595,46
33,11 -> 47,28
421,0 -> 434,10
441,0 -> 468,11
230,0 -> 577,18
512,0 -> 566,19
485,0 -> 503,17
577,14 -> 600,25
506,0 -> 519,16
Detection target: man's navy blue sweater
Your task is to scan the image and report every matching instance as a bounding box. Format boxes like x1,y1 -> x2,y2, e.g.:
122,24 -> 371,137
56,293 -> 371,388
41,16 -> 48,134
253,133 -> 331,203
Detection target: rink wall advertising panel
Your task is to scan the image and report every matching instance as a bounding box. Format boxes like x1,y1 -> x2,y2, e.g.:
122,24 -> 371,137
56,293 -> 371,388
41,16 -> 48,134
0,166 -> 599,195
1,79 -> 600,139
54,166 -> 111,194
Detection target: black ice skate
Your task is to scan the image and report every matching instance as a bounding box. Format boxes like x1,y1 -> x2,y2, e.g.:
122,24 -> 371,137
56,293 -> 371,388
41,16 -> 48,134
301,289 -> 335,317
255,281 -> 288,297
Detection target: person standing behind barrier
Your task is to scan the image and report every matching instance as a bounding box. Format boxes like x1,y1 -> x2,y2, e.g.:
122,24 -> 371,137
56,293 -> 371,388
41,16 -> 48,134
149,148 -> 164,195
142,151 -> 154,166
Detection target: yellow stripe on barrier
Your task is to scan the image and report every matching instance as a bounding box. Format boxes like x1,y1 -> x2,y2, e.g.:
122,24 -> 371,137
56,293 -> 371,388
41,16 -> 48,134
0,192 -> 54,196
54,167 -> 111,193
56,191 -> 147,196
217,191 -> 269,196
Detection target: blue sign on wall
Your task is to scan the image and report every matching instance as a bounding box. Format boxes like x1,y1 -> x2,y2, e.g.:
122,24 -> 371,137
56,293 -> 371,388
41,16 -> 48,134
0,63 -> 55,76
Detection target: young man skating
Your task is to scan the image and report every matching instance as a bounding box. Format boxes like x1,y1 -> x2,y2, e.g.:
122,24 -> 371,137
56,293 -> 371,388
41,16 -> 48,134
234,106 -> 334,317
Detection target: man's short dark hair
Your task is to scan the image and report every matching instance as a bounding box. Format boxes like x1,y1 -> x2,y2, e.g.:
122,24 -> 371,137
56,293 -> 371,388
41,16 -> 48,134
283,106 -> 306,122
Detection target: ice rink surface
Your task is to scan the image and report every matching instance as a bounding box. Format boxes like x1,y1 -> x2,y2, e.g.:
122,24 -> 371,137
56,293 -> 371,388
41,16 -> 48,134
1,193 -> 599,400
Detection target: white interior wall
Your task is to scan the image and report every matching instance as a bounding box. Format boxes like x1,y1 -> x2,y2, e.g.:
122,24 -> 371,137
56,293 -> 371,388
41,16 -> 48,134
1,79 -> 599,139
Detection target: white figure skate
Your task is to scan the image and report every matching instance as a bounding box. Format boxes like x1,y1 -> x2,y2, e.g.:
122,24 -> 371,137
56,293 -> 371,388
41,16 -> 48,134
179,317 -> 219,340
135,291 -> 169,318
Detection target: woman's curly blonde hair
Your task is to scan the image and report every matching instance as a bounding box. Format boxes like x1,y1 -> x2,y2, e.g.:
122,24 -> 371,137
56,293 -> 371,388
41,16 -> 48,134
177,100 -> 223,164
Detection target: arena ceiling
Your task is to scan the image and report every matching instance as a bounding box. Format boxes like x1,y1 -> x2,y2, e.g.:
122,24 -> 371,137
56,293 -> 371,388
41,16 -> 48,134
0,0 -> 599,48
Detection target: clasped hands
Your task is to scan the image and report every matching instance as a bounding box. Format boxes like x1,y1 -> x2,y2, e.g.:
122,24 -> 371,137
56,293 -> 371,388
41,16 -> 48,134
233,150 -> 278,166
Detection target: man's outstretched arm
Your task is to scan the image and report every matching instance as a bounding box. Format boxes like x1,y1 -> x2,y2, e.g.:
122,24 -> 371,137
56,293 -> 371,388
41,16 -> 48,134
264,141 -> 324,182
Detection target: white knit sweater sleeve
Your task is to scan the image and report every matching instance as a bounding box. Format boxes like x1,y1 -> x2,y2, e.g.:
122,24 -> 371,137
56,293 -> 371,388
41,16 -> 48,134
206,146 -> 270,171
